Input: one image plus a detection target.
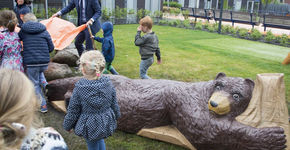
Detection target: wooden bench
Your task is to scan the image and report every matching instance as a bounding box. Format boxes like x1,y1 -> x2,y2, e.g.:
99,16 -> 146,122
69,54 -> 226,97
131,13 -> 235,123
263,15 -> 290,30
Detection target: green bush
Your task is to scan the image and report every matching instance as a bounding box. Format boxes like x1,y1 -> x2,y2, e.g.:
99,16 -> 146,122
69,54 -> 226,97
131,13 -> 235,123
222,25 -> 232,34
0,8 -> 10,11
183,19 -> 191,28
48,8 -> 60,19
168,20 -> 174,26
159,20 -> 168,25
276,34 -> 289,46
34,8 -> 45,19
204,22 -> 210,30
228,26 -> 237,35
208,25 -> 215,32
182,10 -> 190,19
238,28 -> 249,39
265,30 -> 276,43
163,1 -> 182,8
175,20 -> 182,27
249,29 -> 262,41
113,6 -> 127,19
128,9 -> 135,15
154,11 -> 163,18
137,9 -> 151,20
174,9 -> 181,16
195,21 -> 203,30
102,8 -> 111,21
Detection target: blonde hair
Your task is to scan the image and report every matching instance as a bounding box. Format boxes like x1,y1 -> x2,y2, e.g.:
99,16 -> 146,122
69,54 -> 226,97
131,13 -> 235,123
139,16 -> 153,30
23,13 -> 37,23
0,69 -> 39,150
0,10 -> 18,32
80,51 -> 106,80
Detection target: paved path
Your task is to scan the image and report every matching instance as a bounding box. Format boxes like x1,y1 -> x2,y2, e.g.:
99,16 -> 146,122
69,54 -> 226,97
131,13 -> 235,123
165,15 -> 290,36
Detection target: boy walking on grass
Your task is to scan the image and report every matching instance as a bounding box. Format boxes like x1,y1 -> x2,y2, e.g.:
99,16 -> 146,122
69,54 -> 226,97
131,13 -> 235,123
19,13 -> 54,113
135,16 -> 161,79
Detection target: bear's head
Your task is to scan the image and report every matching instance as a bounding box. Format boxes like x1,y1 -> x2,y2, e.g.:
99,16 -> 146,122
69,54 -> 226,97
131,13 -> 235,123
208,73 -> 255,119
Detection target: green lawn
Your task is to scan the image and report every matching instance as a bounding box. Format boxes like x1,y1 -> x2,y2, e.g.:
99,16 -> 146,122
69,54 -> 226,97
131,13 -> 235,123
45,24 -> 290,150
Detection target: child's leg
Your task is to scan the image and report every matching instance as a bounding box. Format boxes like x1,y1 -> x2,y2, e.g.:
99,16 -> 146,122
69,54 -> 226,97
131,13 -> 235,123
86,139 -> 106,150
139,57 -> 154,79
26,66 -> 47,112
106,62 -> 119,75
98,139 -> 106,150
40,72 -> 48,88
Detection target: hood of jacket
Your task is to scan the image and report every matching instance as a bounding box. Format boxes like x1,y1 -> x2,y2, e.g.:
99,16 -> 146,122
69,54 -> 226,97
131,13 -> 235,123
102,22 -> 113,37
21,21 -> 46,34
76,76 -> 112,106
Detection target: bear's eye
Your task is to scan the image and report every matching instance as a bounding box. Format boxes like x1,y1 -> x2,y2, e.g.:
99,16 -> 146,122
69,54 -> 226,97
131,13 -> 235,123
215,85 -> 221,90
233,94 -> 239,100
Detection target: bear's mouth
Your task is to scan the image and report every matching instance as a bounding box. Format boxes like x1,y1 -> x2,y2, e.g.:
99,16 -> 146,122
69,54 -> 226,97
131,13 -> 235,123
208,92 -> 231,115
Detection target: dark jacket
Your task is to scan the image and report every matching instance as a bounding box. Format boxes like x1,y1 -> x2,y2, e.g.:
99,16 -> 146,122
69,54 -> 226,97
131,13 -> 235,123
19,21 -> 54,66
94,22 -> 115,63
135,31 -> 161,60
60,0 -> 102,34
13,4 -> 31,27
63,76 -> 121,141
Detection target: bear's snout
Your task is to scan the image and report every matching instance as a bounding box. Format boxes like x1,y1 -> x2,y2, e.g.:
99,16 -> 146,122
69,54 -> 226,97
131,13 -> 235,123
208,92 -> 231,115
210,101 -> 218,107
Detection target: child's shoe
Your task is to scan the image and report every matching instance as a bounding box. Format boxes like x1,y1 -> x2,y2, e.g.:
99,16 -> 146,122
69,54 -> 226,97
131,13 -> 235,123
40,105 -> 48,113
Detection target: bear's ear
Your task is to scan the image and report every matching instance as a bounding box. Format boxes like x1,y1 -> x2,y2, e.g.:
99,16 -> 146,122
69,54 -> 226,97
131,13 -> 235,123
245,78 -> 255,91
215,72 -> 226,80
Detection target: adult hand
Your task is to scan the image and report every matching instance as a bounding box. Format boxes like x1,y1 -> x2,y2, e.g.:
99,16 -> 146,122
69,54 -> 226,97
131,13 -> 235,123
157,59 -> 162,64
86,20 -> 93,26
137,25 -> 142,31
51,13 -> 60,18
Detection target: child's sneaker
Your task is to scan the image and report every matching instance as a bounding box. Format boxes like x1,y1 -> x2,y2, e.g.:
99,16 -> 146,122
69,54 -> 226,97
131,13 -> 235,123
40,105 -> 48,113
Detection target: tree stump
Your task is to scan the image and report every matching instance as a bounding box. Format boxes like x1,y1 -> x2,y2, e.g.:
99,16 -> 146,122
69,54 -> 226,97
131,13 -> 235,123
236,73 -> 290,148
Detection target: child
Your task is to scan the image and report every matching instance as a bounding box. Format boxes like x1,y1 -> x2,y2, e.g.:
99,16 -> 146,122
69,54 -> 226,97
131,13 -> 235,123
0,69 -> 68,150
0,10 -> 24,72
19,13 -> 54,113
93,22 -> 119,75
63,50 -> 121,150
134,16 -> 161,79
13,0 -> 31,27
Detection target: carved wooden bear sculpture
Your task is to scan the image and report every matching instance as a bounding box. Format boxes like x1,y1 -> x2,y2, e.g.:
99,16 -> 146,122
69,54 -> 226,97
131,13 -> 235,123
47,73 -> 287,150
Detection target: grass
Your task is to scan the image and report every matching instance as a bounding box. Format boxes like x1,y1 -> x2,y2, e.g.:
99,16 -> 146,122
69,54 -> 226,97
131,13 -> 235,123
45,24 -> 290,150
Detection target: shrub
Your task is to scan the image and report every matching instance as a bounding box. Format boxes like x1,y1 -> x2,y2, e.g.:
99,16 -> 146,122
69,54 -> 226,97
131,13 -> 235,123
137,9 -> 151,20
154,11 -> 163,18
68,8 -> 77,18
238,28 -> 249,39
249,29 -> 262,41
208,25 -> 215,32
182,10 -> 190,19
265,30 -> 276,43
175,20 -> 182,27
222,25 -> 232,34
276,34 -> 289,46
48,8 -> 60,18
174,9 -> 181,16
164,1 -> 182,8
168,20 -> 174,26
195,21 -> 203,30
183,19 -> 191,28
204,22 -> 210,30
128,9 -> 135,15
159,20 -> 168,25
228,26 -> 236,35
102,8 -> 111,21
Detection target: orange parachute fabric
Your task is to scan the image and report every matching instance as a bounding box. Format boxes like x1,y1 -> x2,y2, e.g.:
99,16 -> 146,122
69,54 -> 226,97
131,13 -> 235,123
40,17 -> 87,50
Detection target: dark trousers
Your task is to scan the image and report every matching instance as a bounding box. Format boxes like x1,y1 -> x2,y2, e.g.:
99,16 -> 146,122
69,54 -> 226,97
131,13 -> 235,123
75,28 -> 95,56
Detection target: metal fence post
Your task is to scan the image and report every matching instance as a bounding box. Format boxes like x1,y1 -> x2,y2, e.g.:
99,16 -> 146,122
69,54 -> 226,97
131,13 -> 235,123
218,0 -> 224,34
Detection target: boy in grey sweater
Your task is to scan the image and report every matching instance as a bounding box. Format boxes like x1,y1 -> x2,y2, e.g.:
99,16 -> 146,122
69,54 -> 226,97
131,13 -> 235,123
135,16 -> 161,79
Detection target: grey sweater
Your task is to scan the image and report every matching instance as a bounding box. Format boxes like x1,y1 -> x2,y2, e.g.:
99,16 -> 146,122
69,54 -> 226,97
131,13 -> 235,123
135,31 -> 161,60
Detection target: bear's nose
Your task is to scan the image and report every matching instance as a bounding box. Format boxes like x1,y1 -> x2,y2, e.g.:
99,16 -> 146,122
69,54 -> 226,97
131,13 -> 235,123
210,101 -> 218,107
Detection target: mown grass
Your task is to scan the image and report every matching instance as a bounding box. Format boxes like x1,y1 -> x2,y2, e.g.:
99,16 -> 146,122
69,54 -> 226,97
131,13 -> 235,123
45,24 -> 290,150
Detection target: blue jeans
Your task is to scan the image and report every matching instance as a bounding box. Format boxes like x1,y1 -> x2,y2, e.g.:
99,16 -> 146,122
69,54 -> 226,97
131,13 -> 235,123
26,65 -> 48,107
86,139 -> 106,150
140,57 -> 154,79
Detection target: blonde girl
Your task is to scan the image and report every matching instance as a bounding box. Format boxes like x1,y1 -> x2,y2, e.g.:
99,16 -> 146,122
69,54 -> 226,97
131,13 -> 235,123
63,51 -> 121,150
0,69 -> 67,150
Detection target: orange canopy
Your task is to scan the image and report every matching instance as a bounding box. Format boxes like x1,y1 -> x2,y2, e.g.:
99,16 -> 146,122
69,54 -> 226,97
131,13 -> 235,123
40,17 -> 87,50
